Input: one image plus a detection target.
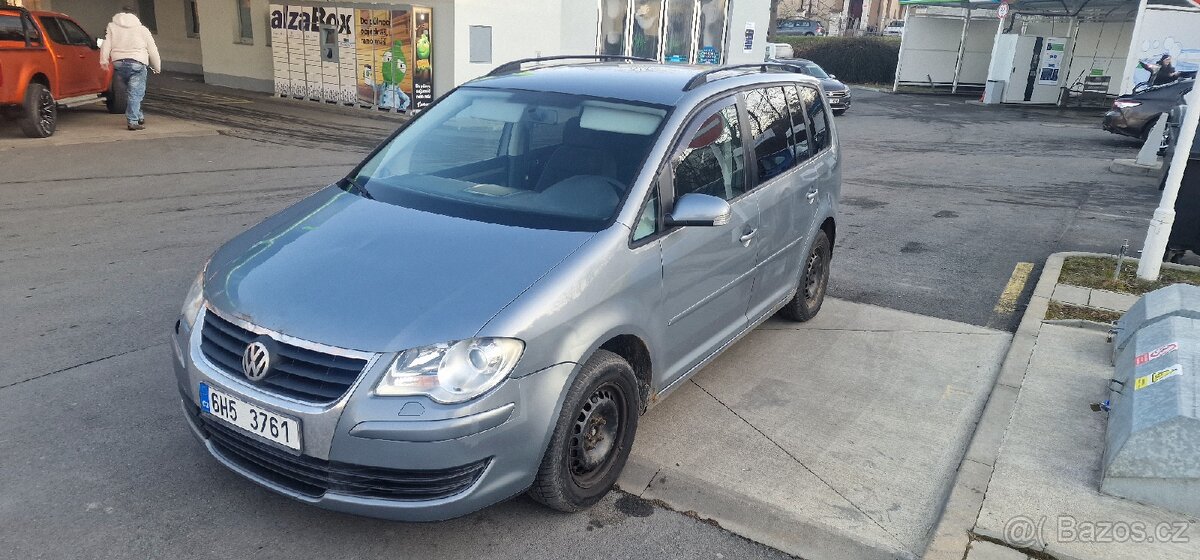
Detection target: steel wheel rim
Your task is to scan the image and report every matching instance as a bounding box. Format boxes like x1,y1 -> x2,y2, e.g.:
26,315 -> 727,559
804,249 -> 826,305
38,90 -> 54,132
568,382 -> 625,488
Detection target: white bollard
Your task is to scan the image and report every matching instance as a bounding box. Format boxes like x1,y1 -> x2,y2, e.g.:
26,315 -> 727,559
1136,114 -> 1167,167
1139,83 -> 1200,281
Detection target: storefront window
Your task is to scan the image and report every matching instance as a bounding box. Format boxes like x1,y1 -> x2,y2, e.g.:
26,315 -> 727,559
662,0 -> 695,63
599,0 -> 725,64
600,0 -> 629,56
696,0 -> 727,64
631,0 -> 661,59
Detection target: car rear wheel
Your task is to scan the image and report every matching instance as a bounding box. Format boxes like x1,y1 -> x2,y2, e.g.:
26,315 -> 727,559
18,83 -> 56,138
833,109 -> 847,116
105,75 -> 128,114
529,349 -> 639,512
781,230 -> 831,322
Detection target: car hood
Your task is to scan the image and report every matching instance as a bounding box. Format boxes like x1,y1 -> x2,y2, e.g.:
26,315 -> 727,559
204,186 -> 595,353
820,78 -> 848,92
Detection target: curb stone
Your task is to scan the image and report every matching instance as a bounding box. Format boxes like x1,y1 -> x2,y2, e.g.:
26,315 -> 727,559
924,252 -> 1083,559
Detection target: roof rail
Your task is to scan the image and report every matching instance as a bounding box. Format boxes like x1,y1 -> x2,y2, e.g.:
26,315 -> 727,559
682,63 -> 799,91
486,55 -> 656,77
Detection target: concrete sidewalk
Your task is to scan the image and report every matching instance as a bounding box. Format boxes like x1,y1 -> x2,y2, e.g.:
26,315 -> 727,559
928,253 -> 1200,560
0,102 -> 218,151
616,298 -> 1012,560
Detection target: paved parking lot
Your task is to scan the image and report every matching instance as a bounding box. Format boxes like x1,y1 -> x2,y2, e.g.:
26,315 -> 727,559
0,83 -> 1170,559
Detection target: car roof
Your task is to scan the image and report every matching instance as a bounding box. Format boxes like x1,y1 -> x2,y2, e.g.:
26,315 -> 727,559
469,61 -> 822,106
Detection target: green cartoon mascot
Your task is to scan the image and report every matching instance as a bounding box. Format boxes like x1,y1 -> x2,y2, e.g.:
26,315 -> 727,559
379,40 -> 410,111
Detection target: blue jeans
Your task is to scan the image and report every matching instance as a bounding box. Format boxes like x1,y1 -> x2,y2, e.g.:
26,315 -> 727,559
115,59 -> 147,125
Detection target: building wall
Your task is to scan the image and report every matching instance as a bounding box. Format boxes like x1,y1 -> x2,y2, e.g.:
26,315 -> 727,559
45,0 -> 203,73
195,0 -> 272,91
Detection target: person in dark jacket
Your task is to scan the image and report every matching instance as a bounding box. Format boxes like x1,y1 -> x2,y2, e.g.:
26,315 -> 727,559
1141,54 -> 1181,86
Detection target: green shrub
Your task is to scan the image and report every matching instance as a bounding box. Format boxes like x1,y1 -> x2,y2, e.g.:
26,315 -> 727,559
768,36 -> 900,84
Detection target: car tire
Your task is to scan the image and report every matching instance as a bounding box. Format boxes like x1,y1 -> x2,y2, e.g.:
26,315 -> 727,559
18,82 -> 56,138
805,32 -> 815,36
833,109 -> 847,116
781,230 -> 831,322
105,75 -> 128,115
529,349 -> 639,512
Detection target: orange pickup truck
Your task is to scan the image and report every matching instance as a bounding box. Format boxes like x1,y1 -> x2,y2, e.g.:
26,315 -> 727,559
0,6 -> 122,138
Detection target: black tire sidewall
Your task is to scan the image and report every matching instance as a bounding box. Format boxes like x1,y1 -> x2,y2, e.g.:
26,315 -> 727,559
783,230 -> 831,321
533,350 -> 639,511
19,83 -> 55,138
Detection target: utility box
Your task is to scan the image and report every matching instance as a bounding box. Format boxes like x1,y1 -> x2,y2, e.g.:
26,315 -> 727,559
1103,293 -> 1200,517
1112,284 -> 1200,360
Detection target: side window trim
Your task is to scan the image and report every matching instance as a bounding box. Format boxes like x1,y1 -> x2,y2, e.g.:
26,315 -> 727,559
734,92 -> 761,192
800,84 -> 831,156
628,94 -> 738,246
665,94 -> 741,212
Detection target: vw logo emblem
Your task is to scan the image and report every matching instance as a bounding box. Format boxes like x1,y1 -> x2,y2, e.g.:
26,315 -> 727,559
242,340 -> 272,382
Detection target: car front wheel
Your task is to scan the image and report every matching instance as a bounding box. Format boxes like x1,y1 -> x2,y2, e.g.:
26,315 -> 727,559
529,349 -> 639,512
18,83 -> 56,138
781,230 -> 831,322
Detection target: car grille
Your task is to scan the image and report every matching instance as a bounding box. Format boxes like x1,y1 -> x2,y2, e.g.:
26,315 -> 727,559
827,90 -> 848,98
199,311 -> 369,404
199,415 -> 489,500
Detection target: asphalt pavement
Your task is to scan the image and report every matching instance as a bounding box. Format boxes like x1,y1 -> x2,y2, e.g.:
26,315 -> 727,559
0,79 -> 1174,559
0,133 -> 787,560
831,89 -> 1163,330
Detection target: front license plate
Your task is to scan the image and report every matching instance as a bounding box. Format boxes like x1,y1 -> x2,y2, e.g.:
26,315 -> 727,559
200,383 -> 301,451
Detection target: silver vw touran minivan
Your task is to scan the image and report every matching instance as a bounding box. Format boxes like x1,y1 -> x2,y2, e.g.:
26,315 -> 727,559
172,58 -> 841,520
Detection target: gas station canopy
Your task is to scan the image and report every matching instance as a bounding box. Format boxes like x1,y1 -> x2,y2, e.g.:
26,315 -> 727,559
900,0 -> 1140,20
895,0 -> 1199,103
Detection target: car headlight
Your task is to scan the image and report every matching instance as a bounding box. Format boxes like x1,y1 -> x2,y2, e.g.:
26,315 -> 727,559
180,270 -> 205,329
375,338 -> 524,404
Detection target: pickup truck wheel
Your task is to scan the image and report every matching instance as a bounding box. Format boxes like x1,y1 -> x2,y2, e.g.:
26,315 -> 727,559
105,75 -> 128,114
18,83 -> 56,138
781,230 -> 831,322
529,349 -> 639,512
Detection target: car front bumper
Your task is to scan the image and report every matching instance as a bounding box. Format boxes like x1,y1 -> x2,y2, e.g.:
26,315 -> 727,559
171,308 -> 573,522
827,93 -> 852,110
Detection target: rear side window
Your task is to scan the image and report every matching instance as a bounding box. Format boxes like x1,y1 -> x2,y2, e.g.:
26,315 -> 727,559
38,17 -> 67,45
744,86 -> 796,181
674,100 -> 746,201
0,15 -> 23,41
784,85 -> 812,163
58,18 -> 92,46
799,85 -> 831,153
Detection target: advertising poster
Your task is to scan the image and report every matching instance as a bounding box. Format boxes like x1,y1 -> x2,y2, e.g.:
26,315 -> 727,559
355,9 -> 414,111
631,0 -> 661,59
1037,37 -> 1066,85
355,9 -> 389,107
412,7 -> 434,110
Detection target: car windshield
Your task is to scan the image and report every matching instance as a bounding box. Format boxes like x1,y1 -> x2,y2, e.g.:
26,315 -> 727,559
798,62 -> 830,79
352,87 -> 669,231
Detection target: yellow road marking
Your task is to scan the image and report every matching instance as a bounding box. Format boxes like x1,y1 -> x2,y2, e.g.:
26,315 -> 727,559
993,262 -> 1035,316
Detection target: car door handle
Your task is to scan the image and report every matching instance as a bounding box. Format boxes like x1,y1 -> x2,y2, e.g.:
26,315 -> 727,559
740,229 -> 757,246
806,189 -> 819,201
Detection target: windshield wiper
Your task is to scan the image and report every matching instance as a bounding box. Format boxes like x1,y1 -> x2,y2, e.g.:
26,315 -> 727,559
342,176 -> 374,200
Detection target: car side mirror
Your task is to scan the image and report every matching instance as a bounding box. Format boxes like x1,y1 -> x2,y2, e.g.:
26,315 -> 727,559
96,37 -> 104,49
829,74 -> 837,79
667,193 -> 731,227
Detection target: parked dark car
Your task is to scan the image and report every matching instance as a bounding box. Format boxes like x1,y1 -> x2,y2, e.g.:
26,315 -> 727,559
768,57 -> 851,115
776,19 -> 826,36
1103,79 -> 1193,141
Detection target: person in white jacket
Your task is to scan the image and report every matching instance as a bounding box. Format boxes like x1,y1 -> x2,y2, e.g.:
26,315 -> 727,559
99,8 -> 161,131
